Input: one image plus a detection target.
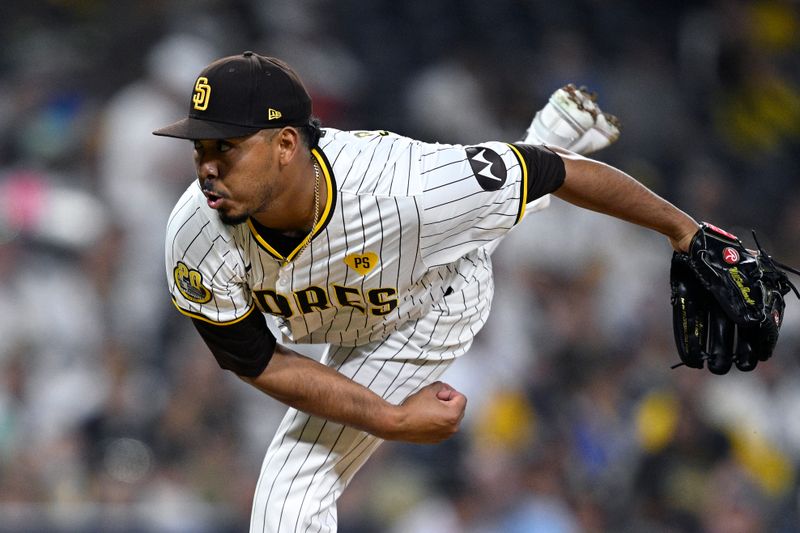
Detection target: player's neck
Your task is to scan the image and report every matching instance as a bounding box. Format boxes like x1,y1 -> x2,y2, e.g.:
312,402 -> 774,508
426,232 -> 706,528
251,158 -> 325,233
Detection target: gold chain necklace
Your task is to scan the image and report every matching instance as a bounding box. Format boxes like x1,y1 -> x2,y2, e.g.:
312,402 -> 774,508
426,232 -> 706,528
294,160 -> 320,260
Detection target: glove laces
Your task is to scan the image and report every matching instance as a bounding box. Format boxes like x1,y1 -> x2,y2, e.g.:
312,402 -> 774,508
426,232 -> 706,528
752,230 -> 800,299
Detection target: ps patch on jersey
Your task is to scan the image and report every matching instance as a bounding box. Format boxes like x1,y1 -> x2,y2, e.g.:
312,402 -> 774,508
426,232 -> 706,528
174,261 -> 212,304
466,146 -> 506,191
344,252 -> 379,275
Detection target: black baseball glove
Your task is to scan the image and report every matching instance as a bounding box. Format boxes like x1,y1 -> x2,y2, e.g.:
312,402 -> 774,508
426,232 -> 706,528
670,222 -> 798,374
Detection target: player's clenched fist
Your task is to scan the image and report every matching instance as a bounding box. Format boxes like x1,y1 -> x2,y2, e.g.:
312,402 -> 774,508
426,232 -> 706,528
386,381 -> 467,444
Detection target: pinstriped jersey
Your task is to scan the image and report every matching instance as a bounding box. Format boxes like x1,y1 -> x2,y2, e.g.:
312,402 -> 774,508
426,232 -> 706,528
166,128 -> 531,348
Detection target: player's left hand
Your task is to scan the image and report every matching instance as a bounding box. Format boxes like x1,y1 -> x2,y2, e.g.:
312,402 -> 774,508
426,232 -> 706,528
388,381 -> 467,444
523,84 -> 621,154
670,223 -> 799,374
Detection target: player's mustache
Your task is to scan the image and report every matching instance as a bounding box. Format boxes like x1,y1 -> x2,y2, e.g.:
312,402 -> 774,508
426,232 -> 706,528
201,182 -> 228,199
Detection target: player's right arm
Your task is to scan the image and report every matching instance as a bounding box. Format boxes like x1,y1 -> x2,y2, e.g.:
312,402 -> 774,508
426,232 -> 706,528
235,339 -> 466,444
191,313 -> 465,443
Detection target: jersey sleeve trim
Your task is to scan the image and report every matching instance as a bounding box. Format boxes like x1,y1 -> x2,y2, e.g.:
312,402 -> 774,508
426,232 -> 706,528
171,298 -> 257,326
506,143 -> 528,225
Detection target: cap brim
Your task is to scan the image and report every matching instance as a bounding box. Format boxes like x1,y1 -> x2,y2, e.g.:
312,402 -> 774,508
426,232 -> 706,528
152,117 -> 262,140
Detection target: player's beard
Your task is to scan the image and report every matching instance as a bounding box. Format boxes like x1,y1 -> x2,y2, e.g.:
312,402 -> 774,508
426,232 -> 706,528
216,180 -> 276,226
218,210 -> 249,226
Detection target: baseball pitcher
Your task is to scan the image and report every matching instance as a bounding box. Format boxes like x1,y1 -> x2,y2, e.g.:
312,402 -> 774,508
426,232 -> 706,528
153,52 -> 794,532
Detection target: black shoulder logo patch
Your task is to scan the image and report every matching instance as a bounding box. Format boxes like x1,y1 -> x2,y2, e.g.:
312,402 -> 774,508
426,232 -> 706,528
174,261 -> 212,304
466,146 -> 506,191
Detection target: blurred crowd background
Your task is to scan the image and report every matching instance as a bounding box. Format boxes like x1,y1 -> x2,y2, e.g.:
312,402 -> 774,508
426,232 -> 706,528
1,0 -> 800,531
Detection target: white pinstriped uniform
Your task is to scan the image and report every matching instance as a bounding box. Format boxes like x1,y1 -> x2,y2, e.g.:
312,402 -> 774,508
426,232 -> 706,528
165,128 -> 535,532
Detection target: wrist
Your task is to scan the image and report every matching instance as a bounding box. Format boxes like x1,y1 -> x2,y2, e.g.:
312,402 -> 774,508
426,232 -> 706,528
669,218 -> 700,253
369,403 -> 407,441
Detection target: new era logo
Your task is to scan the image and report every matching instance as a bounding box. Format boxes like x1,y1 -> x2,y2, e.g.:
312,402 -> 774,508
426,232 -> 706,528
268,108 -> 282,120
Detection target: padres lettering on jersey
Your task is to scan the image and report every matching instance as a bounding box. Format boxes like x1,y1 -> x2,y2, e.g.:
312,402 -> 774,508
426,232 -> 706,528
165,128 -> 528,345
252,286 -> 398,318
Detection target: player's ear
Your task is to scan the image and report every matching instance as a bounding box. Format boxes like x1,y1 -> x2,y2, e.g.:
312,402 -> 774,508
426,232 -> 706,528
275,127 -> 301,166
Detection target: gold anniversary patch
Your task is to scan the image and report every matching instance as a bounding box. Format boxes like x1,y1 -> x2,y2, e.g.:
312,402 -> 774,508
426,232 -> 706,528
174,261 -> 212,304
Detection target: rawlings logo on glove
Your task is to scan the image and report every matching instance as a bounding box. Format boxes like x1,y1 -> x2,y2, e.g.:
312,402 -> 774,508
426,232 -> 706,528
670,223 -> 799,374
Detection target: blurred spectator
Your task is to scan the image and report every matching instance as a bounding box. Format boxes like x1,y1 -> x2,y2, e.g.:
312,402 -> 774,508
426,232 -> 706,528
96,33 -> 218,358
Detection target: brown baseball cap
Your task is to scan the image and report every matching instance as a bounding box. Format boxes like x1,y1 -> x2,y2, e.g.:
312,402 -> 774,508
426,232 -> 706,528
153,51 -> 312,140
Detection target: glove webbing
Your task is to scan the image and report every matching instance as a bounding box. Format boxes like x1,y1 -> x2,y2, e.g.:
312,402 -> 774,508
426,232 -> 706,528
752,230 -> 800,298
